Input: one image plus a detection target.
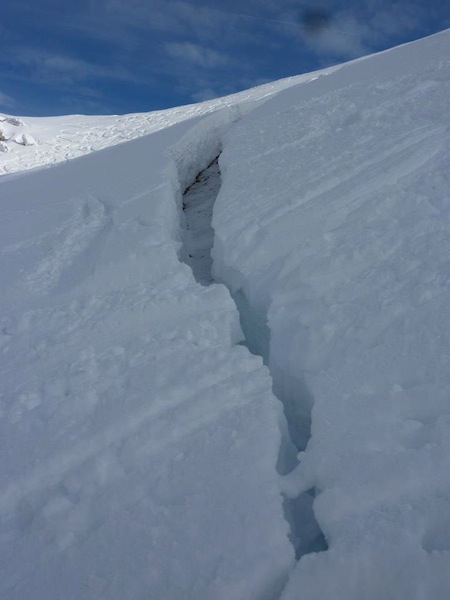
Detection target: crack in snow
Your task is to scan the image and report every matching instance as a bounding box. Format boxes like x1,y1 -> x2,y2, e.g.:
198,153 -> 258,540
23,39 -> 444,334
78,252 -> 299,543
179,150 -> 327,587
180,156 -> 219,286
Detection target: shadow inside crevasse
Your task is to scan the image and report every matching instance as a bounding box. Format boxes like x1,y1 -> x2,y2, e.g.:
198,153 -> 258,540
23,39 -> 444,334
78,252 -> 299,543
179,153 -> 328,565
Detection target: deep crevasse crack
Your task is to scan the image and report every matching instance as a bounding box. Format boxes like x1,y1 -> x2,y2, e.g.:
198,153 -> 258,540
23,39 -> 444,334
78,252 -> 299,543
180,156 -> 220,285
179,150 -> 327,594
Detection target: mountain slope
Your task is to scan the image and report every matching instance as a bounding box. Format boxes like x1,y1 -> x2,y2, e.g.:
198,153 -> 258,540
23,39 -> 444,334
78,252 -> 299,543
0,109 -> 297,600
0,66 -> 336,177
1,28 -> 449,600
212,29 -> 450,599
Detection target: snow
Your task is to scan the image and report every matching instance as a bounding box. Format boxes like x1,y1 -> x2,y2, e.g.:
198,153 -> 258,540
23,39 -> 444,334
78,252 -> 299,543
0,66 -> 336,177
212,29 -> 450,598
0,109 -> 294,599
180,156 -> 220,285
1,27 -> 450,600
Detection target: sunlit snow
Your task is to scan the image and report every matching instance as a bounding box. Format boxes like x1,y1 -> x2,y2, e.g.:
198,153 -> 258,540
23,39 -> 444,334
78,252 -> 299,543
1,29 -> 450,600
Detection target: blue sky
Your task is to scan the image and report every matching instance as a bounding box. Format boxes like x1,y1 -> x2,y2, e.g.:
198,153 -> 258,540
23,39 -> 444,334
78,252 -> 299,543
1,0 -> 449,116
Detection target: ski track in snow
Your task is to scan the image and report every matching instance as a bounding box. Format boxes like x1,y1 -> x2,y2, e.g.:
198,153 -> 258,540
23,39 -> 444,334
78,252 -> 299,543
0,67 -> 336,177
25,196 -> 112,294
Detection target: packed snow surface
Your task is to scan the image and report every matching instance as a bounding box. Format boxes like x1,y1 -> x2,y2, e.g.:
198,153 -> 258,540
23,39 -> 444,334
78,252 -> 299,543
0,68 -> 335,176
1,28 -> 450,600
213,29 -> 450,599
0,108 -> 295,600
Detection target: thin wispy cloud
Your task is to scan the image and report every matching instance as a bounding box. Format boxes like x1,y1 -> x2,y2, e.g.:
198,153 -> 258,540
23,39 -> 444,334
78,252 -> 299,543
3,47 -> 144,85
301,13 -> 372,58
190,87 -> 220,102
0,0 -> 448,114
0,90 -> 16,110
165,42 -> 230,69
296,1 -> 435,59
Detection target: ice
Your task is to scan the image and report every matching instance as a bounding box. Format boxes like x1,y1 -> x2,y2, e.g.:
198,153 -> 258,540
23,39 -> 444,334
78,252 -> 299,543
1,27 -> 450,600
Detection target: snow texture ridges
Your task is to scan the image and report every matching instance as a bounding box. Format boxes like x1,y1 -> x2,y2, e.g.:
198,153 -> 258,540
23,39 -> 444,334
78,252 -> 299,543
0,107 -> 294,600
212,29 -> 450,600
1,27 -> 450,600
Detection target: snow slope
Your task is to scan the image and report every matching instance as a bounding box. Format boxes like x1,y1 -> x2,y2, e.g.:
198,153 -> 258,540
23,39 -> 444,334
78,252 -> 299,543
213,29 -> 450,599
0,107 -> 298,599
0,67 -> 336,177
1,28 -> 450,600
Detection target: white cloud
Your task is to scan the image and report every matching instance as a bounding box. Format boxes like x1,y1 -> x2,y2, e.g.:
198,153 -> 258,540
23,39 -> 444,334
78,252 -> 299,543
297,2 -> 430,60
369,2 -> 425,39
0,91 -> 16,109
230,0 -> 442,56
303,13 -> 371,58
5,47 -> 142,85
190,87 -> 219,102
165,42 -> 230,68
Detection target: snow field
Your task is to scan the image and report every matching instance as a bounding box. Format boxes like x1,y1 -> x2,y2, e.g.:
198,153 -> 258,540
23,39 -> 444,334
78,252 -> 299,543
212,29 -> 450,599
2,27 -> 450,600
0,66 -> 335,177
0,108 -> 295,599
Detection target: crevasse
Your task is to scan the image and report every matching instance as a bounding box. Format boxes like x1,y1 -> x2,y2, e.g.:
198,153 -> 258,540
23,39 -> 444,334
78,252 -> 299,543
176,133 -> 327,577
